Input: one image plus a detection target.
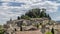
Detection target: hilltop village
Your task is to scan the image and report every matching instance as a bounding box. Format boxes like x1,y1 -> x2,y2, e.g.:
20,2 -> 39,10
3,8 -> 60,34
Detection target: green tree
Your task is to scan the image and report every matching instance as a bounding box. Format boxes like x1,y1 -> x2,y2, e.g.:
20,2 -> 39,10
37,23 -> 39,29
0,25 -> 4,34
10,18 -> 12,21
21,15 -> 26,19
51,28 -> 54,34
48,14 -> 51,20
40,8 -> 47,18
40,11 -> 45,17
20,8 -> 51,20
25,8 -> 41,18
17,16 -> 21,20
34,23 -> 39,29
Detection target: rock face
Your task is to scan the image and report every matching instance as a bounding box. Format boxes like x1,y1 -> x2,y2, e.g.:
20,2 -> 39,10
3,18 -> 50,34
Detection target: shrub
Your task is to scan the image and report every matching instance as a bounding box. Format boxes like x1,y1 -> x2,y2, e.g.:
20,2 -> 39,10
45,31 -> 52,34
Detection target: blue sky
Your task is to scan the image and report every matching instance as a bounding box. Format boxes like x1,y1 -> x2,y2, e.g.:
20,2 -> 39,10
0,0 -> 60,25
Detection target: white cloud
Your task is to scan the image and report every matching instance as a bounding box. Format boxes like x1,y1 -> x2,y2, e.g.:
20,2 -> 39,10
29,1 -> 58,12
0,0 -> 60,24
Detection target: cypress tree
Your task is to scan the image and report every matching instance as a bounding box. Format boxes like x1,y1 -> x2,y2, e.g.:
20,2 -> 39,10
47,14 -> 51,20
51,28 -> 54,34
17,16 -> 20,20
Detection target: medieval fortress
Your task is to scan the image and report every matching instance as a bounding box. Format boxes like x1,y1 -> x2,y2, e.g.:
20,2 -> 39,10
3,18 -> 60,34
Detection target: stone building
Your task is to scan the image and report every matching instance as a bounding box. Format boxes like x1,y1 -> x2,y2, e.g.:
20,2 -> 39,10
4,18 -> 50,34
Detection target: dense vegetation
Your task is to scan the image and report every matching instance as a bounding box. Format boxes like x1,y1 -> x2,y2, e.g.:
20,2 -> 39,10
0,25 -> 4,34
17,8 -> 51,20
